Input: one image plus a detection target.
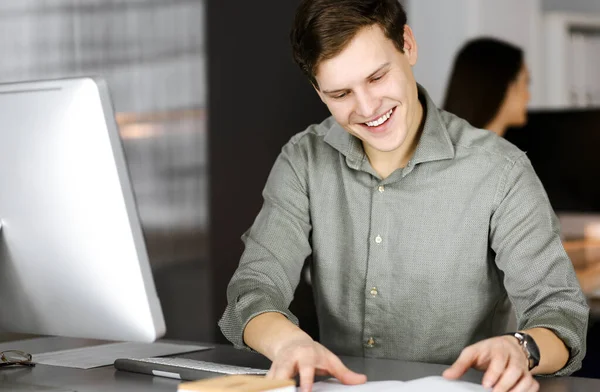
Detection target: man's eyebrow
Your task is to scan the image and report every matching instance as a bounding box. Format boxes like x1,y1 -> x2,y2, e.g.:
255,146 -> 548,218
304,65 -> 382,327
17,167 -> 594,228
322,63 -> 391,94
366,62 -> 390,79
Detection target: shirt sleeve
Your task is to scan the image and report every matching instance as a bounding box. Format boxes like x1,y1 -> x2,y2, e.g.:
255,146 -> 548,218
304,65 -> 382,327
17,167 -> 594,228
218,140 -> 312,350
490,154 -> 589,376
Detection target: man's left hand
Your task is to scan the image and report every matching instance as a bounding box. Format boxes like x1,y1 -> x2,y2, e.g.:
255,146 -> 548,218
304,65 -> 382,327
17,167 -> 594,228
443,336 -> 539,392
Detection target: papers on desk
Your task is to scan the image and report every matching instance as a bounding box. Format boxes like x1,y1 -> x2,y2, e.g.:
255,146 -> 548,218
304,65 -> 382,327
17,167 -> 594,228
32,341 -> 212,369
310,376 -> 490,392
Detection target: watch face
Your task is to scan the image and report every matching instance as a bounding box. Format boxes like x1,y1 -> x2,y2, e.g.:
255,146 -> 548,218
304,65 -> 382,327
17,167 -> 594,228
506,332 -> 541,370
522,333 -> 541,369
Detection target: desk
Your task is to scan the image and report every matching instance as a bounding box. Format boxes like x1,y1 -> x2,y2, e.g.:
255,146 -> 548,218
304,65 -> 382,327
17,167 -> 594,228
1,337 -> 600,391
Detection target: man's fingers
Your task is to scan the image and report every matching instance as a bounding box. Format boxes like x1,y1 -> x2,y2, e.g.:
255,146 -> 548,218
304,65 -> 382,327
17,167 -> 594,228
527,378 -> 540,392
491,361 -> 524,392
508,375 -> 539,392
481,353 -> 509,388
443,347 -> 476,380
324,352 -> 367,385
298,363 -> 316,392
267,342 -> 366,391
339,370 -> 368,385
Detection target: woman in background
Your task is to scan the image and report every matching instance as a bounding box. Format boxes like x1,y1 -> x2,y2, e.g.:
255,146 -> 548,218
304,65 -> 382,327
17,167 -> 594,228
443,37 -> 530,137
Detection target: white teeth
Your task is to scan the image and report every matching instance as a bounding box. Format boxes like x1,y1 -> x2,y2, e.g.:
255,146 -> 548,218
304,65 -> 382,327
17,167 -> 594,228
366,109 -> 393,127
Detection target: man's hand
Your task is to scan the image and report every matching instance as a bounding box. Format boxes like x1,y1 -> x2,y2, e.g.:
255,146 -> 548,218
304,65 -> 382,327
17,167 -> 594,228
266,338 -> 367,392
443,336 -> 539,392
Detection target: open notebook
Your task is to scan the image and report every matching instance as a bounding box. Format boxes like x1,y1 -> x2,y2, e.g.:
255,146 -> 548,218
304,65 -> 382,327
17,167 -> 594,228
310,376 -> 490,392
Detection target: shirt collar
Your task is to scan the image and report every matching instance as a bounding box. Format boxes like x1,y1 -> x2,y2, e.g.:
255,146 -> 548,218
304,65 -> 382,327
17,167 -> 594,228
324,83 -> 455,170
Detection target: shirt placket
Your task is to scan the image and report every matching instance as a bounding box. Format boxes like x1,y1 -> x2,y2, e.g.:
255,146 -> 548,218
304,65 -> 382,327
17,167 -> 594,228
362,179 -> 390,356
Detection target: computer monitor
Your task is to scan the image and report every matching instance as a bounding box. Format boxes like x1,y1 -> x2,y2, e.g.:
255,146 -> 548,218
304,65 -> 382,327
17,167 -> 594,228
504,109 -> 600,213
0,77 -> 166,342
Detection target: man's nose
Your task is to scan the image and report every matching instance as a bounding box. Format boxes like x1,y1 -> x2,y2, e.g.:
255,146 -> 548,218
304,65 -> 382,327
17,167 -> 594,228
355,91 -> 379,119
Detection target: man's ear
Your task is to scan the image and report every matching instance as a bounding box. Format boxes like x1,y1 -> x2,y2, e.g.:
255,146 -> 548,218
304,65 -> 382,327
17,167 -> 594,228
402,25 -> 418,66
313,83 -> 327,104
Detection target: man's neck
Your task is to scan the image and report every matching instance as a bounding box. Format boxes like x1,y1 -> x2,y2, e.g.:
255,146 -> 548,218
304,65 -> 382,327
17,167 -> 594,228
365,101 -> 424,179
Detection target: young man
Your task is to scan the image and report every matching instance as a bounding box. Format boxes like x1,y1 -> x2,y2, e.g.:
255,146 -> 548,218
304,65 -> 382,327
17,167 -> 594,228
219,1 -> 589,391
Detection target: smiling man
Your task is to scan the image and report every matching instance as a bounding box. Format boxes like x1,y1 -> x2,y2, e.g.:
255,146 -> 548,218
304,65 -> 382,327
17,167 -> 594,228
218,1 -> 589,392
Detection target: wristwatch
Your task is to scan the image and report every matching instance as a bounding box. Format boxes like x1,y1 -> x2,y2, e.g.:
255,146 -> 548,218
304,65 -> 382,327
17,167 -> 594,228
505,332 -> 541,371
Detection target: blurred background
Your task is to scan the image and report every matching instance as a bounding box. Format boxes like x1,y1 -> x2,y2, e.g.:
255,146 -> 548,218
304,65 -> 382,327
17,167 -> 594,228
0,0 -> 599,377
0,0 -> 210,341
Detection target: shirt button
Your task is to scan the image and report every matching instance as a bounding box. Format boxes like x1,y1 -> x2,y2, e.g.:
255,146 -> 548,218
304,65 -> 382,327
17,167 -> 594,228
375,235 -> 382,244
378,185 -> 385,193
370,287 -> 378,297
366,337 -> 375,347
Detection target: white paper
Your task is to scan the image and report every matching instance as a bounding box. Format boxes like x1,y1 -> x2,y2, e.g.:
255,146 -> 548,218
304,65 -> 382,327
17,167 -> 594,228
400,377 -> 490,392
309,380 -> 405,391
308,376 -> 490,392
32,341 -> 212,369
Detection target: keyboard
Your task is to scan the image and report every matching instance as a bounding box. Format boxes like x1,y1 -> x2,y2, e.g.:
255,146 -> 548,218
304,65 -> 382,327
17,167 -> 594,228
32,342 -> 211,369
114,357 -> 269,380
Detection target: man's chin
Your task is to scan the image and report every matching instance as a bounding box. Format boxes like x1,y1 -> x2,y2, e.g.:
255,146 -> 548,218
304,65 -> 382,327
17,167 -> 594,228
364,140 -> 403,154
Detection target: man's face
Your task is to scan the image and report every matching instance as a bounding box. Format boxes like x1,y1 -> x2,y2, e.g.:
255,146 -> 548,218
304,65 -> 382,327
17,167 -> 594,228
314,24 -> 420,155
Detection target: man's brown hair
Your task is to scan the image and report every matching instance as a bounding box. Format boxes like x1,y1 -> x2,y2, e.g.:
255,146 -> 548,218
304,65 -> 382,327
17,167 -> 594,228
290,0 -> 408,88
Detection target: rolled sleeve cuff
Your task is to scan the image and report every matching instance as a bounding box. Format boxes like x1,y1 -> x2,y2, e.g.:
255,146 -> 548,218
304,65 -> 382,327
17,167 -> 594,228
219,290 -> 299,351
522,312 -> 588,376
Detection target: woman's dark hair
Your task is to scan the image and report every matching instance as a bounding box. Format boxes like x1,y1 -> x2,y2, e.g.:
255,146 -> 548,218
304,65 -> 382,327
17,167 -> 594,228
290,0 -> 407,88
442,37 -> 524,128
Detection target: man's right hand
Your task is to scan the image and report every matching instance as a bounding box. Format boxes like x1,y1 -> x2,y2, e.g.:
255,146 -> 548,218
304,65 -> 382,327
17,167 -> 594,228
244,312 -> 367,391
266,338 -> 367,392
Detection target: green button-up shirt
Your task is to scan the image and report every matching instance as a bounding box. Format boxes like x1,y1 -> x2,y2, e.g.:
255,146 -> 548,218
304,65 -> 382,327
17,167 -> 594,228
219,85 -> 588,376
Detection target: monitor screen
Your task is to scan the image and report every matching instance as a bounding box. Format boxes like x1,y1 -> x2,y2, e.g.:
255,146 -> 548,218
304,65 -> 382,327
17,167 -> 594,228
0,77 -> 165,342
504,109 -> 600,213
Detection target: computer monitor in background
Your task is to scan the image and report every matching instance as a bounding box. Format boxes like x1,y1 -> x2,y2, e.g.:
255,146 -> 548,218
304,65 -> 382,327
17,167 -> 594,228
0,77 -> 166,342
504,109 -> 600,214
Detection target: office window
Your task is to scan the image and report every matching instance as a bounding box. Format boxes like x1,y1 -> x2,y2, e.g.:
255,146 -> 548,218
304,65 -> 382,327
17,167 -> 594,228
0,0 -> 207,266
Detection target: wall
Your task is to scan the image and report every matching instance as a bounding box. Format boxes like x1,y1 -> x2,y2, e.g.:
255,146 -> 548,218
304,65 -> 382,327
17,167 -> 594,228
409,0 -> 469,108
471,0 -> 543,108
409,0 -> 544,108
